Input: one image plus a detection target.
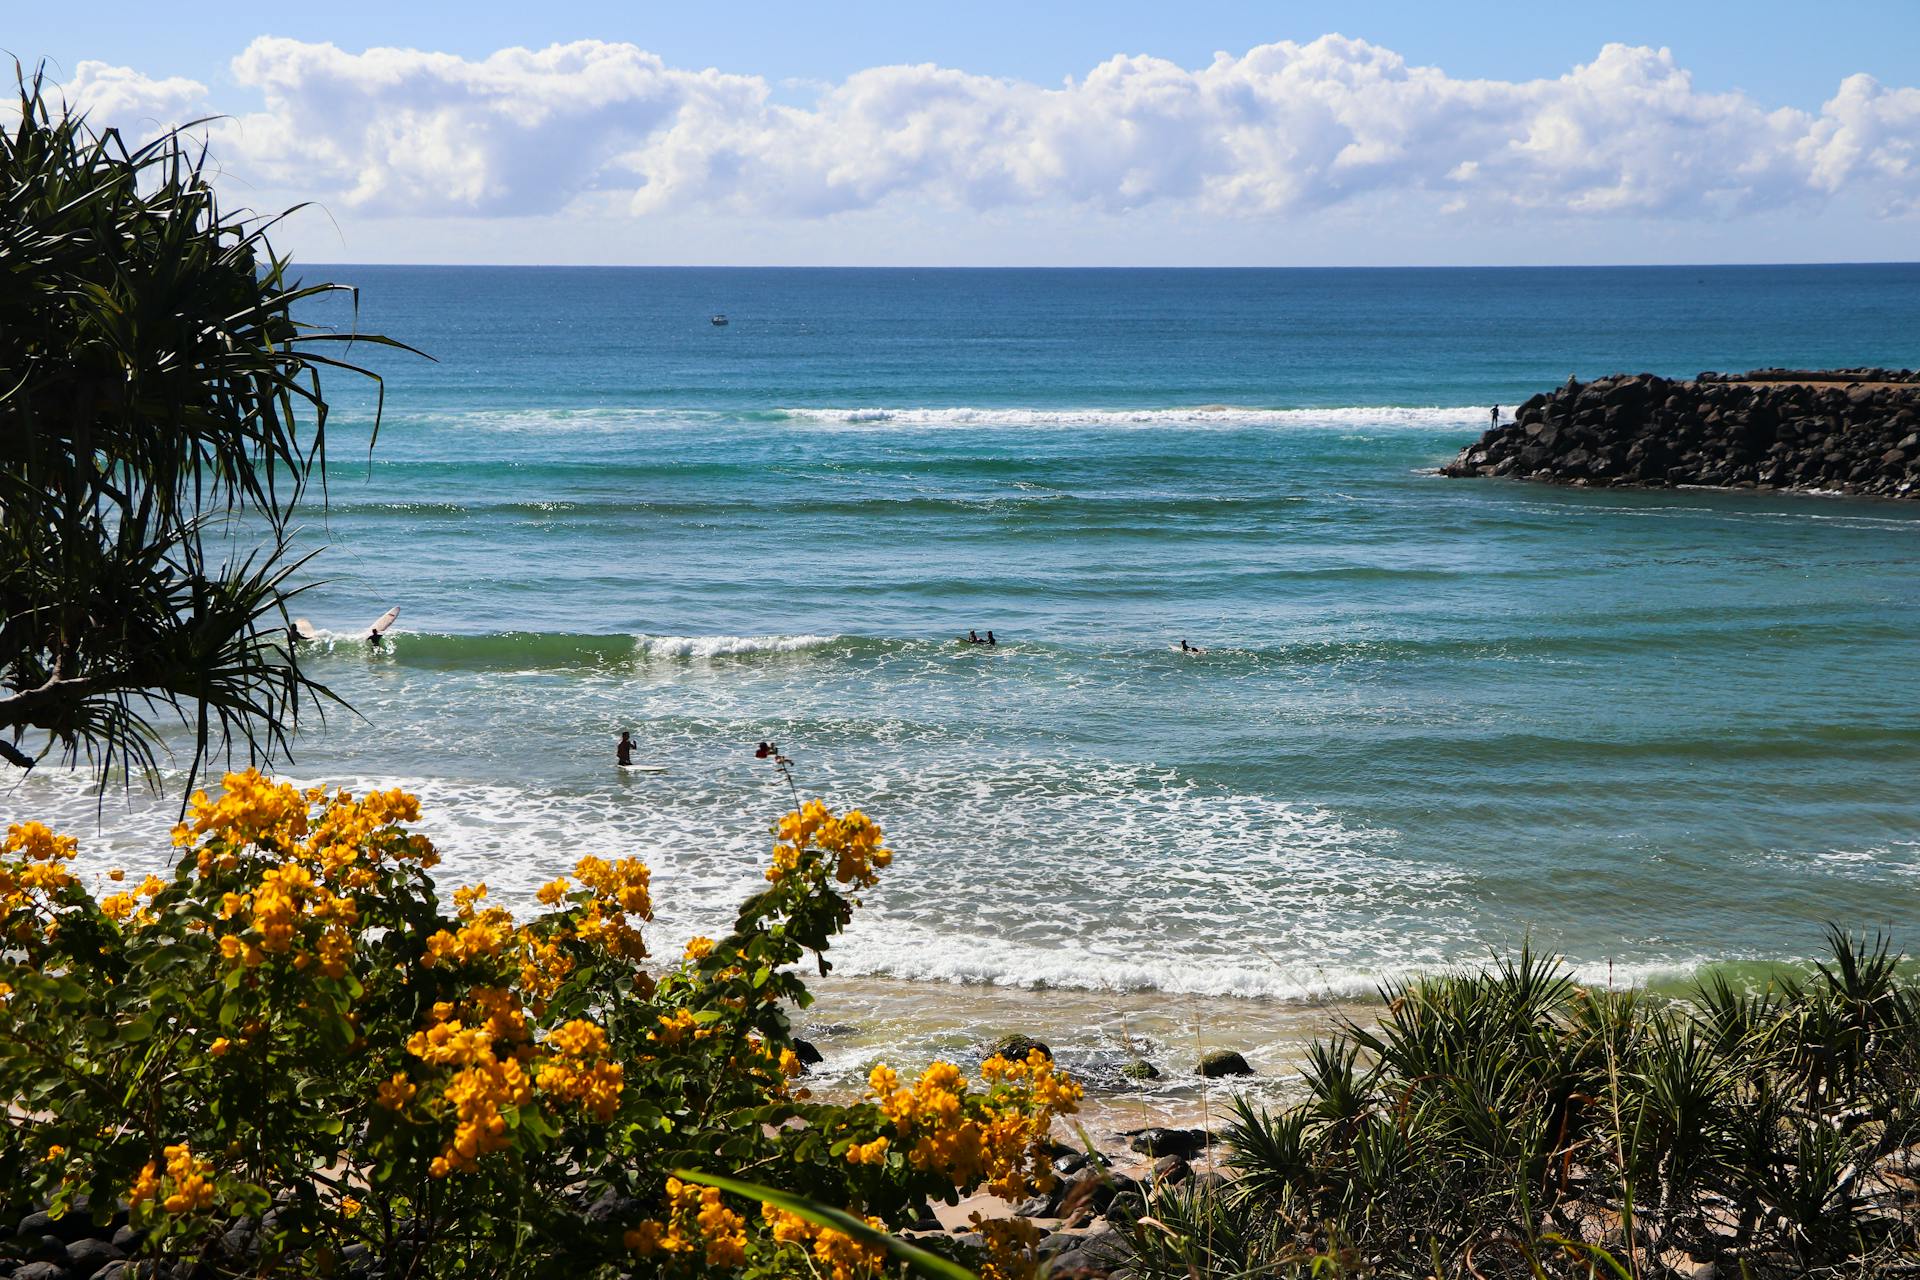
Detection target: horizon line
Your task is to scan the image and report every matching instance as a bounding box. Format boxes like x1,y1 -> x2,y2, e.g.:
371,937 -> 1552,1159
295,259 -> 1920,271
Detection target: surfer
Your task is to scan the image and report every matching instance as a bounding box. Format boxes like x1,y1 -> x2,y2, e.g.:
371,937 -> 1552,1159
965,630 -> 982,644
617,731 -> 635,767
365,606 -> 400,650
1178,638 -> 1207,654
986,630 -> 996,646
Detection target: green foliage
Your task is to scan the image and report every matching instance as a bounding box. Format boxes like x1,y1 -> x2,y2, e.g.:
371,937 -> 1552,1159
0,778 -> 1074,1278
1127,932 -> 1920,1280
0,65 -> 416,784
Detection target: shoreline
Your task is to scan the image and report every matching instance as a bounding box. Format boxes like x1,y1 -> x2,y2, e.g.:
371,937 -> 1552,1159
790,973 -> 1368,1156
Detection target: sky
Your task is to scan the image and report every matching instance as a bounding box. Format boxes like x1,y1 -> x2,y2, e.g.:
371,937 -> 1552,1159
9,1 -> 1920,266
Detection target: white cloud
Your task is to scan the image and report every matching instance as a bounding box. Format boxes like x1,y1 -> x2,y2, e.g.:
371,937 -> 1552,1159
61,60 -> 209,134
46,36 -> 1920,226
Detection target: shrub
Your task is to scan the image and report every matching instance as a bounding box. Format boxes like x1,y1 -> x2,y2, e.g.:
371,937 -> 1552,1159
0,773 -> 1078,1278
1125,936 -> 1920,1280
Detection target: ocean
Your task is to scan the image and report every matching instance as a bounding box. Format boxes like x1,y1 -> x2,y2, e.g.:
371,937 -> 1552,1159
16,264 -> 1920,1087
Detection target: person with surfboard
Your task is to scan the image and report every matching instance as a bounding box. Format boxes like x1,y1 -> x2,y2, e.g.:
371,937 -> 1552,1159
365,606 -> 400,650
617,732 -> 635,766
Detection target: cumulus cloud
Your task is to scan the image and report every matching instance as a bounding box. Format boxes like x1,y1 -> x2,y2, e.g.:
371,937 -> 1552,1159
61,61 -> 210,134
47,35 -> 1920,223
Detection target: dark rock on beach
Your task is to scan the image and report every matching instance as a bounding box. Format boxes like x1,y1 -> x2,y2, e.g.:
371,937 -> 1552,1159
988,1034 -> 1051,1061
1442,368 -> 1920,498
1196,1049 -> 1252,1078
1124,1127 -> 1211,1158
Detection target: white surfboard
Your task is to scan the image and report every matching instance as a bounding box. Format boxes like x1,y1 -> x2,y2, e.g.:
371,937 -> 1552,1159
618,764 -> 670,774
366,607 -> 400,639
293,617 -> 319,640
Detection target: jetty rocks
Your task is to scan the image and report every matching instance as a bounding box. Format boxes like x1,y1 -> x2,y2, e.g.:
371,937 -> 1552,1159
1442,368 -> 1920,498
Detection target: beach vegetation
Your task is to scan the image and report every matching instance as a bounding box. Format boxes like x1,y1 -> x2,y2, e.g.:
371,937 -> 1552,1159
1121,934 -> 1919,1279
0,777 -> 1076,1278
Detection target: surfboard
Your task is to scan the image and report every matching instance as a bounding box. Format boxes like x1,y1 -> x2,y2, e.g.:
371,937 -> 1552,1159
618,764 -> 670,774
367,607 -> 400,638
1171,645 -> 1207,655
293,618 -> 319,640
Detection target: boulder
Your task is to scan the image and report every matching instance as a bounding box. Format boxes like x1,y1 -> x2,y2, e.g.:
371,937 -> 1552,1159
1149,1154 -> 1191,1185
1196,1050 -> 1252,1078
10,1264 -> 73,1280
63,1238 -> 124,1273
988,1034 -> 1051,1062
1124,1127 -> 1210,1158
790,1037 -> 824,1067
1049,1225 -> 1129,1276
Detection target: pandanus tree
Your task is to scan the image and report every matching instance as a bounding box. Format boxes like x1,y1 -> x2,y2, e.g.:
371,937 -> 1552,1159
0,67 -> 415,788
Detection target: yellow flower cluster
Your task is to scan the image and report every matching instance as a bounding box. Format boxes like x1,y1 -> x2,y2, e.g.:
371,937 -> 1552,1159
764,801 -> 893,889
571,855 -> 651,961
865,1051 -> 1080,1200
216,863 -> 359,977
2,821 -> 78,924
649,1007 -> 712,1047
421,905 -> 513,968
175,771 -> 438,883
970,1213 -> 1043,1280
845,1135 -> 890,1166
624,1178 -> 748,1268
514,926 -> 575,1003
128,1143 -> 215,1216
762,1204 -> 888,1280
534,1018 -> 624,1121
980,1047 -> 1085,1115
406,998 -> 536,1178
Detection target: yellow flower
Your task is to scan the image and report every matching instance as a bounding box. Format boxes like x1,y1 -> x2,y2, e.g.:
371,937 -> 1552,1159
683,935 -> 715,960
845,1136 -> 890,1165
535,877 -> 571,905
376,1072 -> 418,1111
129,1143 -> 215,1216
209,1038 -> 233,1057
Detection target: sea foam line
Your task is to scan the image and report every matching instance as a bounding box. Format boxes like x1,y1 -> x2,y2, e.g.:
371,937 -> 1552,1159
378,404 -> 1491,433
634,633 -> 841,659
771,405 -> 1487,429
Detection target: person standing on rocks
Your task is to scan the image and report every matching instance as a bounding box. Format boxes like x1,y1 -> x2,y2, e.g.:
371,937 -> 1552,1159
1490,404 -> 1500,428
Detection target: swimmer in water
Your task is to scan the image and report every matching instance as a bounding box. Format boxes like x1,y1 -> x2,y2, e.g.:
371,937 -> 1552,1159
986,630 -> 996,646
966,630 -> 982,644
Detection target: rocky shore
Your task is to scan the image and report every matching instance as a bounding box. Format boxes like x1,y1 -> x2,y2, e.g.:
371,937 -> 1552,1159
1442,368 -> 1920,498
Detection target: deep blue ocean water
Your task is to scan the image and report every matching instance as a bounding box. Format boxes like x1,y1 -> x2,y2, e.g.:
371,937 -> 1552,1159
21,265 -> 1920,1014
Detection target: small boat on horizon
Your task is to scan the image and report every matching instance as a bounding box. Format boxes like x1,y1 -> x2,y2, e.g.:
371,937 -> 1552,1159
710,313 -> 729,326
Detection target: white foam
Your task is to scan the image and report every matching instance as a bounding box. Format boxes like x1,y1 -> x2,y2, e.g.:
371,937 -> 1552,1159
634,633 -> 840,659
772,405 -> 1486,430
380,404 -> 1488,434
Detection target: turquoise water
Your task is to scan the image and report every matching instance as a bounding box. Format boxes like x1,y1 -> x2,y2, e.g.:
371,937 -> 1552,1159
20,266 -> 1920,1006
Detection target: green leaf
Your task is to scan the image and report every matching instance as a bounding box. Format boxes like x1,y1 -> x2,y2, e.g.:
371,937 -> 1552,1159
672,1169 -> 977,1280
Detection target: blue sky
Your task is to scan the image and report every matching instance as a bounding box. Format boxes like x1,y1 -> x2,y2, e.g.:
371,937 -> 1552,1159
11,2 -> 1920,265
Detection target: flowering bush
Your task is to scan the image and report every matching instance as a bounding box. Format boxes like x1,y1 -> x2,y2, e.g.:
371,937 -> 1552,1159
0,775 -> 1080,1278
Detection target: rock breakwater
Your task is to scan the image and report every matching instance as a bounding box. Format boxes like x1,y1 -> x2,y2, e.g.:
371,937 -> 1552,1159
1442,368 -> 1920,498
